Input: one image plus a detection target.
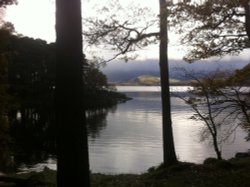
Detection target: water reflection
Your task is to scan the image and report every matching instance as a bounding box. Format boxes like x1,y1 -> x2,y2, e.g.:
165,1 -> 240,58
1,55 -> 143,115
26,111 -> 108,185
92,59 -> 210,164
0,106 -> 116,173
86,107 -> 116,139
2,87 -> 249,174
0,145 -> 14,173
89,91 -> 249,174
88,92 -> 163,173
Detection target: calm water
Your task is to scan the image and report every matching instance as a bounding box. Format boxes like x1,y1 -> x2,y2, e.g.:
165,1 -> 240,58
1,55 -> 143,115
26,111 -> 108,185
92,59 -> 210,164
21,86 -> 250,174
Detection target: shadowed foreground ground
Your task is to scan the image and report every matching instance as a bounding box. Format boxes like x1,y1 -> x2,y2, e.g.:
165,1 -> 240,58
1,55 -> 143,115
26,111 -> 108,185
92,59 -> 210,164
1,157 -> 250,187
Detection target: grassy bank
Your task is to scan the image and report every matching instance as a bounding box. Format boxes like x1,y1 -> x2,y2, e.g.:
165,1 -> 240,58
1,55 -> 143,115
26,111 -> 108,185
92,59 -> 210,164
3,157 -> 250,187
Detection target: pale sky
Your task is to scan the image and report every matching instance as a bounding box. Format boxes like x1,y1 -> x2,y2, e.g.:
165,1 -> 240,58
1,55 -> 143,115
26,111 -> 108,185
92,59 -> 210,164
5,0 -> 160,42
5,0 -> 56,42
4,0 -> 249,62
4,0 -> 186,60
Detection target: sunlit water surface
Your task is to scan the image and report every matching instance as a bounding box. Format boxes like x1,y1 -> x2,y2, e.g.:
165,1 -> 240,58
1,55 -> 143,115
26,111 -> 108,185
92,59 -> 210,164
21,86 -> 250,174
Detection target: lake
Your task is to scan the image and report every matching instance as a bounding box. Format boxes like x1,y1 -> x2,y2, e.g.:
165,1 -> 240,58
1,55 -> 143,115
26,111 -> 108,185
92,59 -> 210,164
20,86 -> 250,174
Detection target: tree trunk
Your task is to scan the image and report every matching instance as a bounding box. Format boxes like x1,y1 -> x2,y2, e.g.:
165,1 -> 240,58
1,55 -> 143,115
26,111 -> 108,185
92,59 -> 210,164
159,0 -> 177,165
243,0 -> 250,42
55,0 -> 90,186
212,135 -> 222,160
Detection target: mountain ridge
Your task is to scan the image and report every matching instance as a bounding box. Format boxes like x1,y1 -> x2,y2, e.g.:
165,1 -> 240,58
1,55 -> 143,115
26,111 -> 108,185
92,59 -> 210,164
112,75 -> 192,86
101,58 -> 249,82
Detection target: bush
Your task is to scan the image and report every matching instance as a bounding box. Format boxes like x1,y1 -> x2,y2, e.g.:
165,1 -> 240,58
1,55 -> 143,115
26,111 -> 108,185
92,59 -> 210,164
203,157 -> 218,165
203,158 -> 233,169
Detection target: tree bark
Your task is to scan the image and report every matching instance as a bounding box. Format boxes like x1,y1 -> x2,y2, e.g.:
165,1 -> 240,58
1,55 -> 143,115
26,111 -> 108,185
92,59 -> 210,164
212,135 -> 222,160
243,0 -> 250,42
159,0 -> 177,165
55,0 -> 90,186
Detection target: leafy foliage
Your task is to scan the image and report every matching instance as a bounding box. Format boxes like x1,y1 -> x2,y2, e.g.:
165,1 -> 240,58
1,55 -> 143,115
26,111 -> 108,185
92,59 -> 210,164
226,64 -> 250,139
229,63 -> 250,85
0,0 -> 17,7
0,22 -> 15,173
84,63 -> 108,90
169,0 -> 250,61
83,0 -> 159,63
177,68 -> 250,160
179,71 -> 231,159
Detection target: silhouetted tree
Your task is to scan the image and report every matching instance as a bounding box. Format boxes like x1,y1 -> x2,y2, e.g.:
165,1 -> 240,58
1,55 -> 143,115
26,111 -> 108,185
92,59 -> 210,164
169,0 -> 250,61
176,66 -> 250,159
0,1 -> 18,172
83,0 -> 159,63
176,71 -> 226,160
2,33 -> 122,170
84,63 -> 108,91
213,65 -> 250,140
7,37 -> 56,164
0,0 -> 16,7
159,0 -> 177,165
55,0 -> 90,186
0,24 -> 13,172
83,0 -> 178,165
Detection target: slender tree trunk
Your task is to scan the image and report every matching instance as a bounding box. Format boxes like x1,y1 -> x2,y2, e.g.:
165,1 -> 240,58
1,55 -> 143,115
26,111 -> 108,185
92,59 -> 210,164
55,0 -> 90,186
243,0 -> 250,41
159,0 -> 177,165
212,135 -> 222,160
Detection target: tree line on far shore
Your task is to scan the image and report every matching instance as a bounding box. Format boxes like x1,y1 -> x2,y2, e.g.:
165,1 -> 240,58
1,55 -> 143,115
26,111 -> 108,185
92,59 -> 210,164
0,23 -> 128,173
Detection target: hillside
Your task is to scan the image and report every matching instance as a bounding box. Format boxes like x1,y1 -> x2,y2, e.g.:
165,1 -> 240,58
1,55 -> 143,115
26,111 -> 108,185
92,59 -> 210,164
114,75 -> 192,86
101,59 -> 249,82
229,63 -> 250,85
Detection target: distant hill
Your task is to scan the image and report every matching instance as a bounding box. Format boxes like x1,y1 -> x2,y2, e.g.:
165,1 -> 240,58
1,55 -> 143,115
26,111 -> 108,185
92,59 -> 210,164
101,58 -> 249,83
114,75 -> 192,86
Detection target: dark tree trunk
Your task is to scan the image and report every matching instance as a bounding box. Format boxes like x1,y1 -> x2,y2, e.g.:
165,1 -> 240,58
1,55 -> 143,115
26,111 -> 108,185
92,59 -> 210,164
243,0 -> 250,42
159,0 -> 177,165
55,0 -> 90,186
212,135 -> 222,160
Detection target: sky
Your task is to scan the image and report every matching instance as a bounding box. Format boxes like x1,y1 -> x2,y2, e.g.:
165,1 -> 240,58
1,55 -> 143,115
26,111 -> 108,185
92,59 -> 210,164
3,0 -> 250,63
4,0 -> 184,60
5,0 -> 56,42
5,0 -> 160,42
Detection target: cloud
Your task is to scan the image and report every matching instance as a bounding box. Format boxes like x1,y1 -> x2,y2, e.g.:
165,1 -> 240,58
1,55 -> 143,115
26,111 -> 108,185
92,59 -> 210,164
101,56 -> 250,81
